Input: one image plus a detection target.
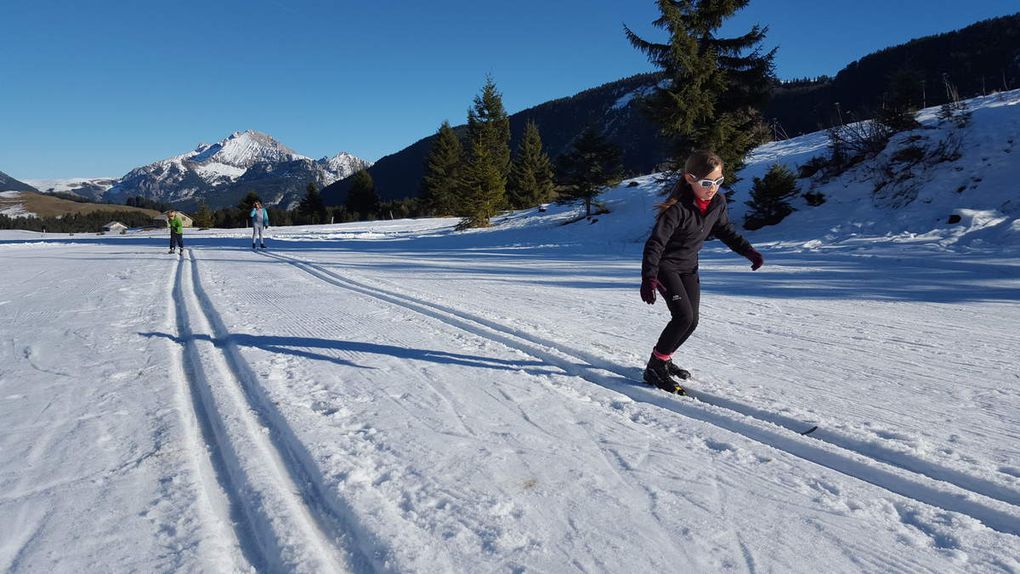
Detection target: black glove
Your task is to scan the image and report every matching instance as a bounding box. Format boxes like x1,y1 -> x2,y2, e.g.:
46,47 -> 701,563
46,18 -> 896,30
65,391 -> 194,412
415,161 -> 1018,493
746,248 -> 764,271
640,277 -> 660,304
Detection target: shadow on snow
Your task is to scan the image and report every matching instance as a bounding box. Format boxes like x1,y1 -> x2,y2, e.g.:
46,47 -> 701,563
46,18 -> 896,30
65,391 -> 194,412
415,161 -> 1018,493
139,331 -> 564,377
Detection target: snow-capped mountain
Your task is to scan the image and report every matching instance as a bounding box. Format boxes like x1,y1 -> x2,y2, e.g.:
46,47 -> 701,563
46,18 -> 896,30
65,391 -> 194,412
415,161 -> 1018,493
105,130 -> 370,209
22,177 -> 118,201
190,130 -> 301,169
318,151 -> 365,177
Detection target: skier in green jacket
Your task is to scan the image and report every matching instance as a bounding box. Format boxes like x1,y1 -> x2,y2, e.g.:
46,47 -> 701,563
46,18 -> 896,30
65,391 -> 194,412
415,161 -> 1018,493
168,210 -> 184,254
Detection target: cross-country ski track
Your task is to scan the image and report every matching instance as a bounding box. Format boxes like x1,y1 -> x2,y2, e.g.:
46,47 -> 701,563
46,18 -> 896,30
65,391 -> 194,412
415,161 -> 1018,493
258,249 -> 1020,537
170,249 -> 380,572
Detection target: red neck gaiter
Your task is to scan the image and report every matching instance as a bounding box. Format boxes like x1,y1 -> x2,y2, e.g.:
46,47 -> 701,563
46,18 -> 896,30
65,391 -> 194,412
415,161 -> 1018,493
695,196 -> 711,215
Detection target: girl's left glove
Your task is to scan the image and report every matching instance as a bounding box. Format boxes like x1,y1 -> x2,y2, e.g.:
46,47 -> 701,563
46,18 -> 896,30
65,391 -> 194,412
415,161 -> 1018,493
640,277 -> 660,304
746,248 -> 764,271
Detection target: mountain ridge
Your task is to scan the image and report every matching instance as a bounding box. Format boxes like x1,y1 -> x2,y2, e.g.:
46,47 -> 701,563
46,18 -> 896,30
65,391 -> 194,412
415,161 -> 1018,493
87,130 -> 371,210
0,170 -> 39,193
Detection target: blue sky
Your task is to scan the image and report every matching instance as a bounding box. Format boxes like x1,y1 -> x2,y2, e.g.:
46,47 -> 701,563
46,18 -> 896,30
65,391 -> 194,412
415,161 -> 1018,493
2,0 -> 1017,179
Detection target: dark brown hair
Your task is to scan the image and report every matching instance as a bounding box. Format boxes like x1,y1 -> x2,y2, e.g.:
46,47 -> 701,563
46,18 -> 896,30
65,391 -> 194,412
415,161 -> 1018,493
656,150 -> 724,214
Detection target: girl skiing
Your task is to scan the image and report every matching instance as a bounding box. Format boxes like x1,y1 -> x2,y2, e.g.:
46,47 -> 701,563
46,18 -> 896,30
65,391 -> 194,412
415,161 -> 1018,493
250,201 -> 270,250
640,150 -> 764,393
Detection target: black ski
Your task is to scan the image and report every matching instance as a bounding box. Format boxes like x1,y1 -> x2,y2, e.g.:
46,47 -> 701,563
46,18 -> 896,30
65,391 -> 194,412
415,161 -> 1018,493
638,373 -> 820,436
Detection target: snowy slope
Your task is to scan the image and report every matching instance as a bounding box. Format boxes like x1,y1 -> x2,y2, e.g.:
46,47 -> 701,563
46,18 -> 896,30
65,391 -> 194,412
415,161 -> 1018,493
1,91 -> 1018,572
21,177 -> 118,200
0,191 -> 34,217
730,90 -> 1020,250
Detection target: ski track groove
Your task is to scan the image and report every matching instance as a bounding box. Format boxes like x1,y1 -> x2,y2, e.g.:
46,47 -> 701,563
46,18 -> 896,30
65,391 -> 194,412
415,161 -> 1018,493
171,253 -> 267,571
206,262 -> 469,572
261,250 -> 1020,538
165,257 -> 247,571
175,250 -> 374,573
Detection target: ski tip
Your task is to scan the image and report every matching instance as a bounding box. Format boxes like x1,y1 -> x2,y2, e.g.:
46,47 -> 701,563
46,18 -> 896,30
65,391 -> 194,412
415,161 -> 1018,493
800,425 -> 819,436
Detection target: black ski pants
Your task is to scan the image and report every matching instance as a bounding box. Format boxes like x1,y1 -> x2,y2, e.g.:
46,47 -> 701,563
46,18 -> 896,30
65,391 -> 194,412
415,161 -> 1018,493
169,231 -> 184,251
654,270 -> 701,356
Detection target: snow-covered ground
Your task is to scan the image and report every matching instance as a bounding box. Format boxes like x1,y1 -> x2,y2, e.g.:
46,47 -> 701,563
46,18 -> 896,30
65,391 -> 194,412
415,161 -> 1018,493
1,91 -> 1019,573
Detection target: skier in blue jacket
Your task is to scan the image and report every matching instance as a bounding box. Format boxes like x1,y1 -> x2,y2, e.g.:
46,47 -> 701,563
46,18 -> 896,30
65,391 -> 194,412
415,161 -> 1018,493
250,201 -> 269,250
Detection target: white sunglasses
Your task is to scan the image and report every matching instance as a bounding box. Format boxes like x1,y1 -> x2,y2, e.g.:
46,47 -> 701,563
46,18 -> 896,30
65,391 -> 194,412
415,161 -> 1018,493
689,174 -> 725,189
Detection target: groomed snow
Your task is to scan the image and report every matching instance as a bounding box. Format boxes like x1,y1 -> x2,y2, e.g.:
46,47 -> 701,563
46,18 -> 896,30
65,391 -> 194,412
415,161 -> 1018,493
1,91 -> 1018,572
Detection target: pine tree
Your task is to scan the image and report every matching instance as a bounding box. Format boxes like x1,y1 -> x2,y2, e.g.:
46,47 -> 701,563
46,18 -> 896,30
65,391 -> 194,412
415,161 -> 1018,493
346,169 -> 379,219
508,121 -> 555,209
556,126 -> 623,219
467,76 -> 511,183
238,192 -> 262,211
193,200 -> 214,228
456,140 -> 505,228
456,77 -> 511,227
877,68 -> 923,132
421,121 -> 463,216
298,182 -> 327,224
625,0 -> 776,174
267,206 -> 290,227
237,192 -> 263,226
744,163 -> 798,230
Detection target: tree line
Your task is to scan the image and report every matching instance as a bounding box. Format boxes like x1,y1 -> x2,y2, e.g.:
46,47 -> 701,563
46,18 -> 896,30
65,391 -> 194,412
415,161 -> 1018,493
766,12 -> 1020,136
0,210 -> 157,233
185,179 -> 379,229
417,76 -> 626,227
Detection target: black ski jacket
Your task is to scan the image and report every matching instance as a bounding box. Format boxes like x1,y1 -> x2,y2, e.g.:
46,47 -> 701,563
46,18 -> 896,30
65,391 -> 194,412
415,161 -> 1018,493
642,189 -> 753,278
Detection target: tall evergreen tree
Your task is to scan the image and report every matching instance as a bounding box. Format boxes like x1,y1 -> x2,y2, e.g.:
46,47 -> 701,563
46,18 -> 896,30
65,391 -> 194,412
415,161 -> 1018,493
346,169 -> 379,219
625,0 -> 776,174
238,192 -> 263,211
421,121 -> 463,216
556,126 -> 623,219
193,200 -> 214,228
467,76 -> 511,182
298,182 -> 327,224
508,121 -> 555,209
456,140 -> 505,228
456,77 -> 511,227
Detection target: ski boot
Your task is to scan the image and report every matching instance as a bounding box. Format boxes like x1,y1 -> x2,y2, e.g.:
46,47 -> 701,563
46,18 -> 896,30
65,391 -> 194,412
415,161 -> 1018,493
666,360 -> 691,380
643,354 -> 686,395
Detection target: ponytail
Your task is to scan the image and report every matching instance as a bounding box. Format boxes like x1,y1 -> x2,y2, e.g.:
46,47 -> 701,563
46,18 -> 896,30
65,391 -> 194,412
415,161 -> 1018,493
655,179 -> 689,215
